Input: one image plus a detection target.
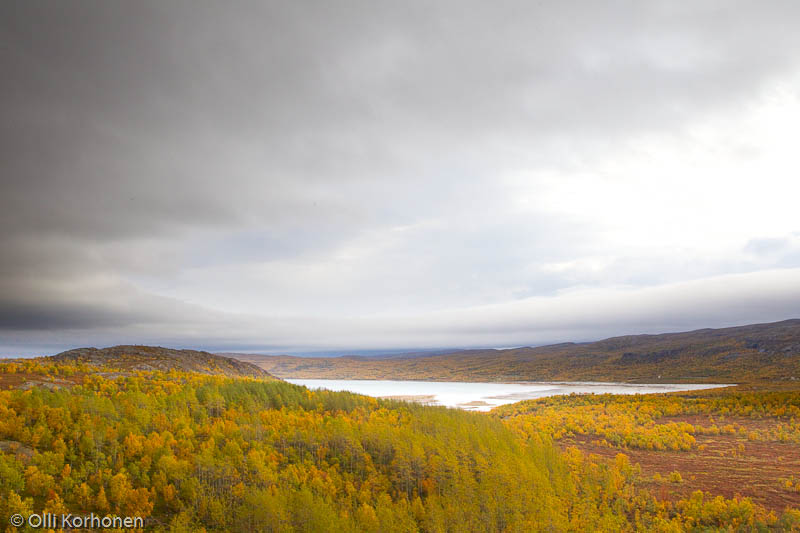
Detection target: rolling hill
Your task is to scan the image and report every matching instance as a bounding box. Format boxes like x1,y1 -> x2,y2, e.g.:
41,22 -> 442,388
50,345 -> 273,379
238,319 -> 800,383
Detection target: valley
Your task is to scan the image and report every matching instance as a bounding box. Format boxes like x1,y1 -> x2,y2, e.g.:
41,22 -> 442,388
1,323 -> 799,531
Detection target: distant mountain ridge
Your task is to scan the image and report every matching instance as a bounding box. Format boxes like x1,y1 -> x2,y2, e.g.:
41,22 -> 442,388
51,345 -> 273,378
218,348 -> 465,360
239,319 -> 800,383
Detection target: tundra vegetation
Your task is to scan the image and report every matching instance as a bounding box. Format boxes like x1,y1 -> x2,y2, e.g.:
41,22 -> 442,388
0,359 -> 799,532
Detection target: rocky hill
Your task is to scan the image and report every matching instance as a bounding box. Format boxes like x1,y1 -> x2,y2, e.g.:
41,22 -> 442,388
51,345 -> 274,379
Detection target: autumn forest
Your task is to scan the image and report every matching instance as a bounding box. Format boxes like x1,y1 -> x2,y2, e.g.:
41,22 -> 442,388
2,335 -> 800,532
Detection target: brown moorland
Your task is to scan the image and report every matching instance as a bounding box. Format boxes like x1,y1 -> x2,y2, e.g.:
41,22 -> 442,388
238,319 -> 800,383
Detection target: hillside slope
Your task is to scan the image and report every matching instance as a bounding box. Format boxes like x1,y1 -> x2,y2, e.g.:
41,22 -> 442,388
242,319 -> 800,383
51,345 -> 273,378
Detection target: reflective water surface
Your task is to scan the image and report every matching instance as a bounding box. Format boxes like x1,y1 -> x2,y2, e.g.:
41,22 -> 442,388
286,379 -> 731,411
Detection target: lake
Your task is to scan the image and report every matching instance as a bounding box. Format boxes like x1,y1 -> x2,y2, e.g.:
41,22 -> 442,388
286,379 -> 731,411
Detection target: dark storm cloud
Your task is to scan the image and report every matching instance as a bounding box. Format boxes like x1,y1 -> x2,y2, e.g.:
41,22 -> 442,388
2,1 -> 800,353
0,302 -> 133,330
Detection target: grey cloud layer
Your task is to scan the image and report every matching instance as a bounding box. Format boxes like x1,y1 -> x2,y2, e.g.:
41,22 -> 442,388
2,1 -> 800,354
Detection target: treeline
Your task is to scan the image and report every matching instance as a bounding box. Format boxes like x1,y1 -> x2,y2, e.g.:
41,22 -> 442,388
0,362 -> 799,531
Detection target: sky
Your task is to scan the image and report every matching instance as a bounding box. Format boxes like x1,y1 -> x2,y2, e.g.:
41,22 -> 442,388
2,1 -> 800,356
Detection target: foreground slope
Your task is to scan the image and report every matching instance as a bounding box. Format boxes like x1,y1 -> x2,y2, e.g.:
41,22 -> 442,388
245,319 -> 800,382
0,358 -> 614,531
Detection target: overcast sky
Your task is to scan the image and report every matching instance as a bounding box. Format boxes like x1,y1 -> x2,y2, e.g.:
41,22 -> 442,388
2,1 -> 800,356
